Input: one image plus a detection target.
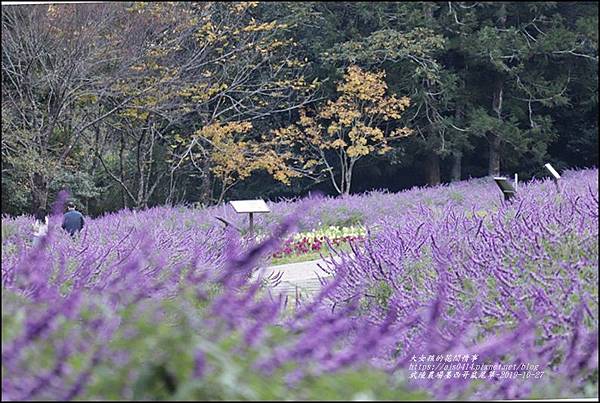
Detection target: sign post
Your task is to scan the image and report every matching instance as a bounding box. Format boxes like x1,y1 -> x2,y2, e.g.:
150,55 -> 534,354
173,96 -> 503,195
229,200 -> 270,236
494,177 -> 517,201
544,163 -> 561,193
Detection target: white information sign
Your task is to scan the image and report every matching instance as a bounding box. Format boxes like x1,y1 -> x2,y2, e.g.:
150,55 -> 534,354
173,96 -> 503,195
544,163 -> 561,180
229,200 -> 270,214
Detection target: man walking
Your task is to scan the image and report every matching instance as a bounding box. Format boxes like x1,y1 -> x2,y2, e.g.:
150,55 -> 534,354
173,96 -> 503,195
62,201 -> 85,236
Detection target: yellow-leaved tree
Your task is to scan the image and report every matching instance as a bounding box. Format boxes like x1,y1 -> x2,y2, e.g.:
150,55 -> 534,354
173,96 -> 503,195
196,121 -> 299,204
270,65 -> 413,194
91,2 -> 319,207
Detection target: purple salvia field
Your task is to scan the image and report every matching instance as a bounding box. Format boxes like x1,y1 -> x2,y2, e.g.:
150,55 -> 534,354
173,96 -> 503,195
319,169 -> 598,399
1,169 -> 598,400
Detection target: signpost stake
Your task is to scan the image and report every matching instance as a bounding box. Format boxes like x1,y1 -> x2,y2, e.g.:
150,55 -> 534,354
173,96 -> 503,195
249,212 -> 254,236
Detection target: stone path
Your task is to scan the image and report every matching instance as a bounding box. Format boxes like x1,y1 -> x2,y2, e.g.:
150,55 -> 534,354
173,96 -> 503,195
252,258 -> 336,299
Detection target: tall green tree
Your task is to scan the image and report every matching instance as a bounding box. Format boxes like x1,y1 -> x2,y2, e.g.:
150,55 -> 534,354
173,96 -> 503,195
458,2 -> 597,176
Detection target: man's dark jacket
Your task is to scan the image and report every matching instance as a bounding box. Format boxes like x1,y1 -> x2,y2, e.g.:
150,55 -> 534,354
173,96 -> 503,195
62,210 -> 85,235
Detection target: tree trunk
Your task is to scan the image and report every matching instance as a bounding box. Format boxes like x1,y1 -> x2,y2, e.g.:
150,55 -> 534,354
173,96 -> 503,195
487,6 -> 507,178
343,179 -> 352,195
488,73 -> 504,177
135,131 -> 145,210
31,172 -> 48,214
199,170 -> 212,206
488,134 -> 501,177
451,152 -> 462,182
342,159 -> 355,195
119,132 -> 126,209
216,185 -> 227,206
424,151 -> 441,186
166,169 -> 176,206
451,89 -> 465,182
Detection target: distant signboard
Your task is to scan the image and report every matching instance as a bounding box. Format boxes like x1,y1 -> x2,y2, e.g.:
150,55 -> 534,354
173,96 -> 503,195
544,163 -> 561,192
544,163 -> 561,180
229,200 -> 270,214
494,177 -> 517,201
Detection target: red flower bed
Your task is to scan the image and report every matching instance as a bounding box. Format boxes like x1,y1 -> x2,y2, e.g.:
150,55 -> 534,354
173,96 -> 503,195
272,235 -> 365,258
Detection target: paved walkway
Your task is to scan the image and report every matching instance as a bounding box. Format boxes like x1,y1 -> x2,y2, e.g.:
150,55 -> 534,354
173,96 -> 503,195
253,258 -> 337,299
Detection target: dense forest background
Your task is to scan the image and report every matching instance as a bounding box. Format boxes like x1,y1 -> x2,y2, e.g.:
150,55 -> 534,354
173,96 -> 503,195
2,2 -> 598,217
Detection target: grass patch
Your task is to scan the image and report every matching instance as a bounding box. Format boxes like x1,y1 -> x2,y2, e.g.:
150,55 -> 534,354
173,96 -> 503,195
270,242 -> 355,266
270,250 -> 327,266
